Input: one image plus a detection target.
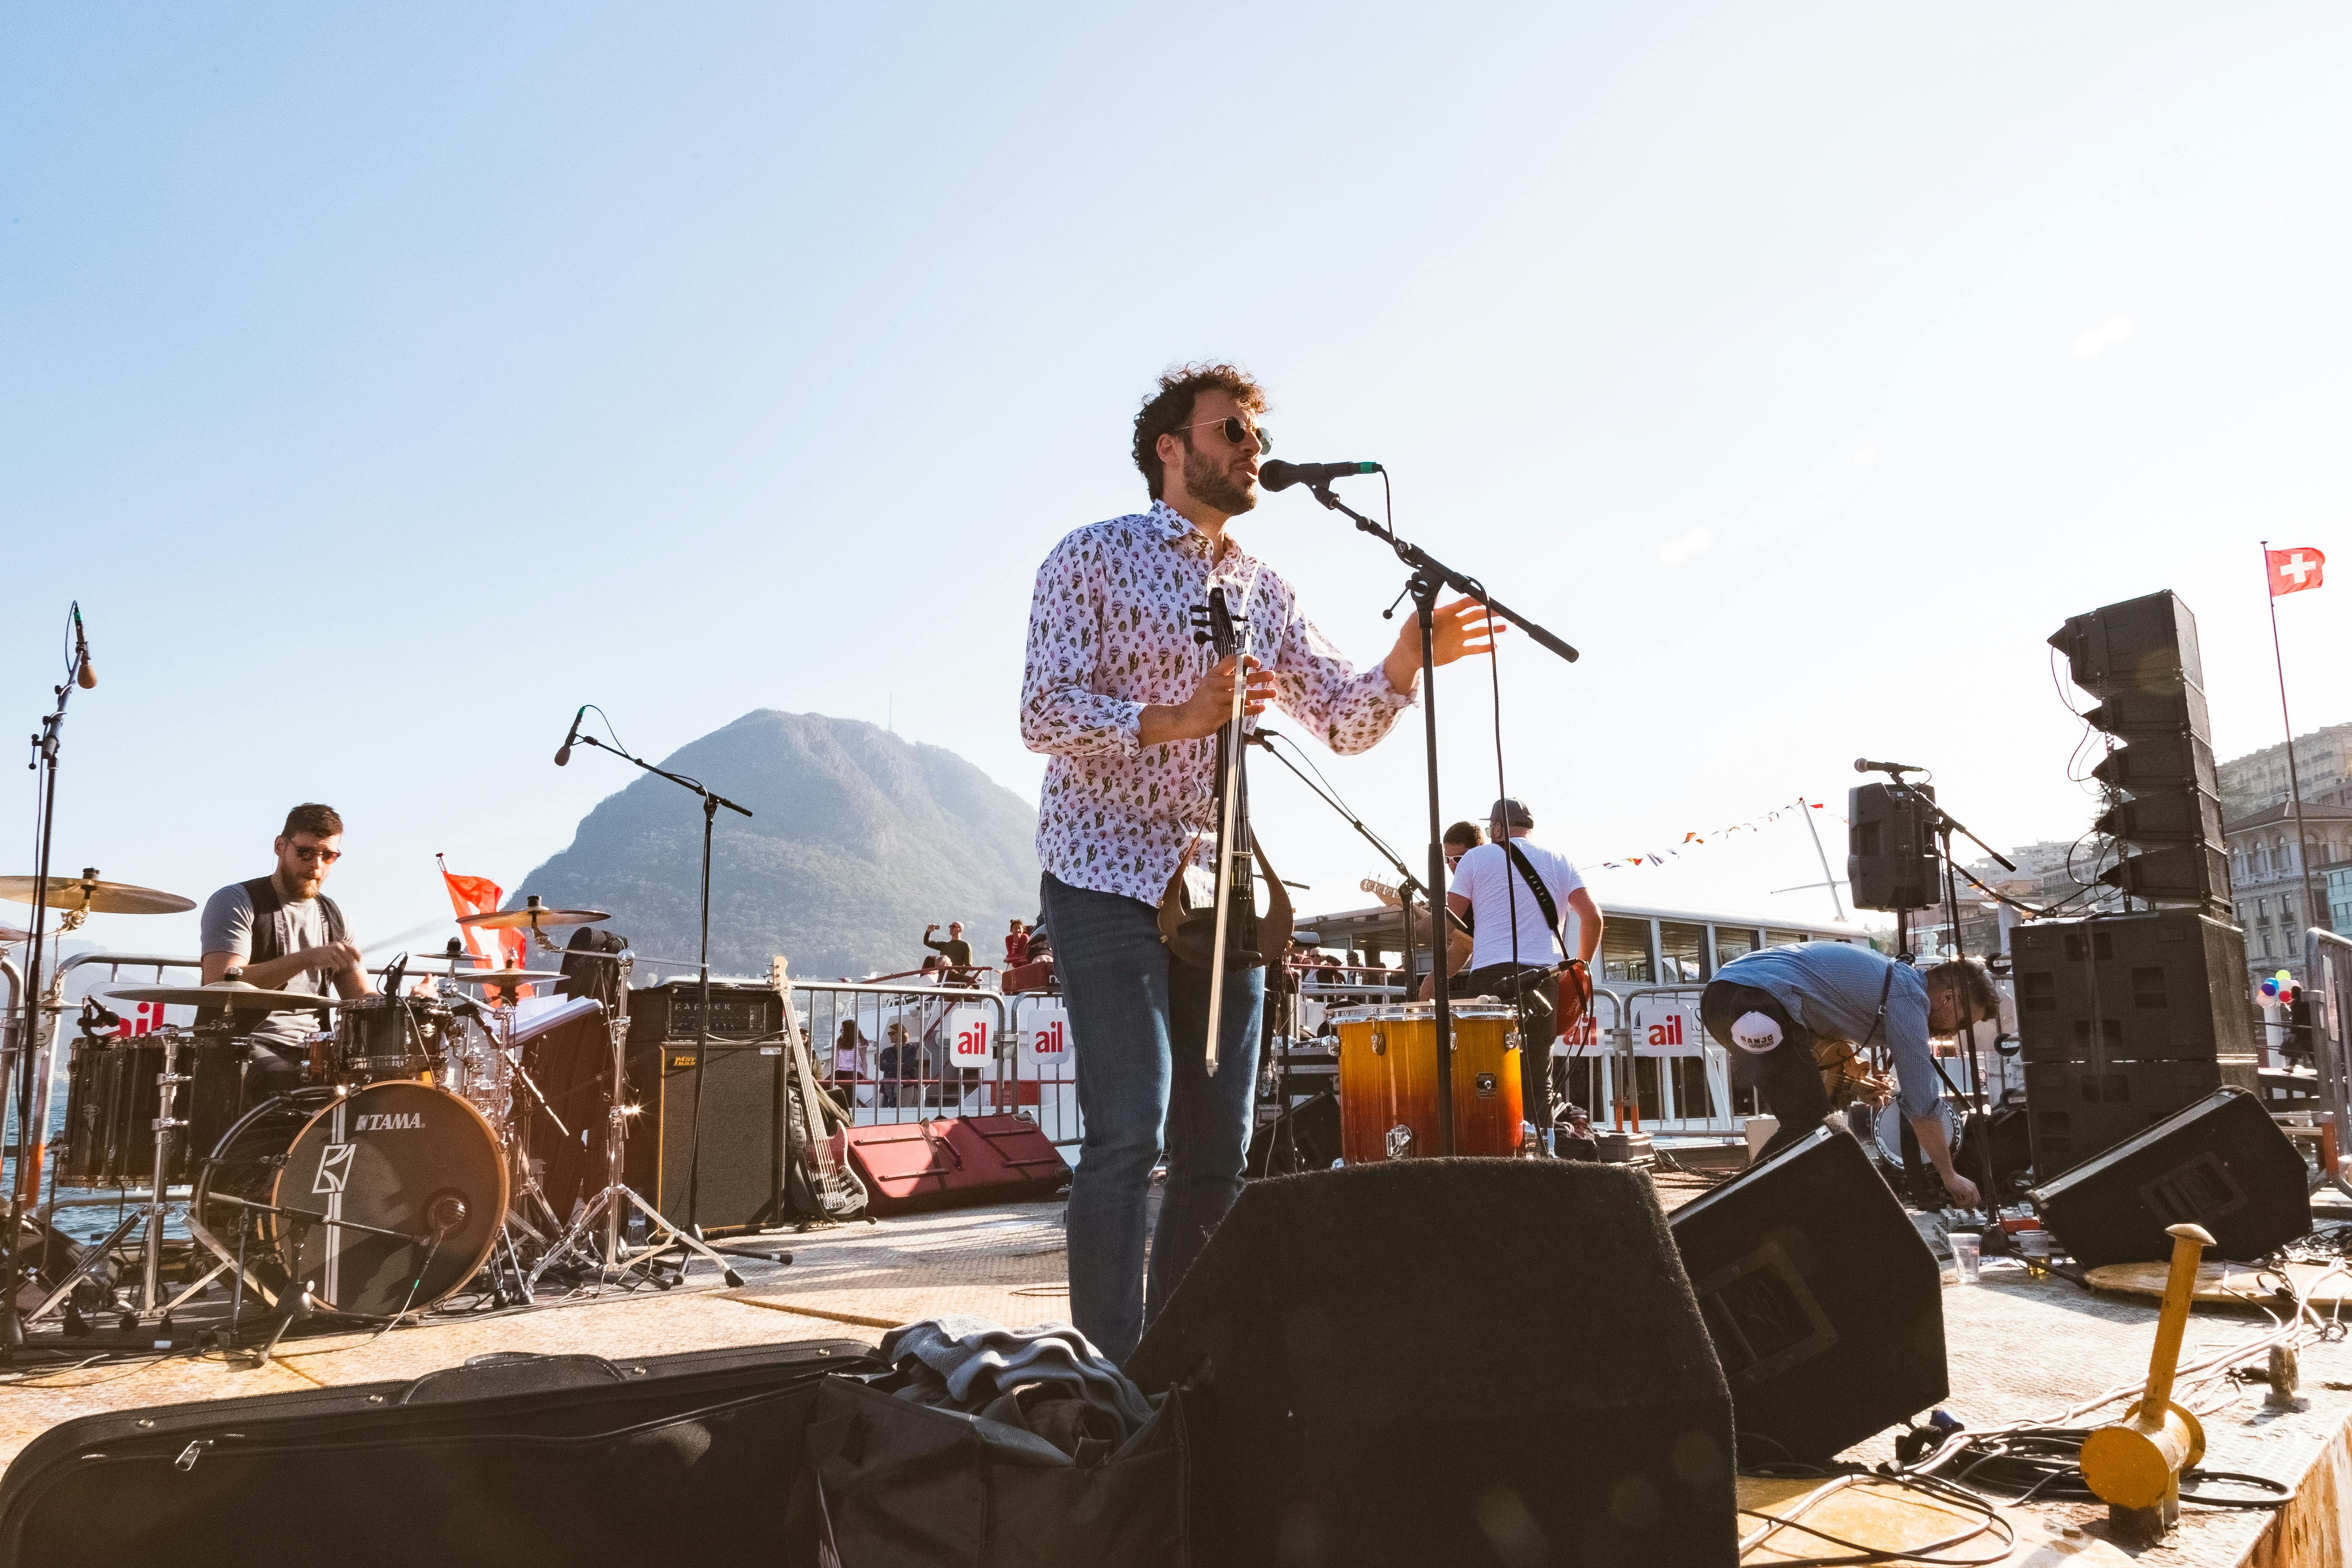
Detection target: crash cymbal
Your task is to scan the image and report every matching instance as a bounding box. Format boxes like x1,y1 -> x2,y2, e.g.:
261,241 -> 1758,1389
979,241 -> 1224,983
444,967 -> 564,986
99,981 -> 331,1010
0,873 -> 194,915
458,901 -> 609,930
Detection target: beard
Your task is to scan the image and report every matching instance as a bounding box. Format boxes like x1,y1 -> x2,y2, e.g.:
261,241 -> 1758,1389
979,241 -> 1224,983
1181,439 -> 1257,516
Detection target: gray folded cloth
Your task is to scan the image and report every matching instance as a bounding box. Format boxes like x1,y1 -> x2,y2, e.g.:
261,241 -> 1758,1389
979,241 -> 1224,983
878,1314 -> 1154,1438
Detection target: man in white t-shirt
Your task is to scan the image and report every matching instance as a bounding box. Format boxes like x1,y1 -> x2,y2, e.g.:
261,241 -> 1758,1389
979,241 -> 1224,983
1444,798 -> 1604,1121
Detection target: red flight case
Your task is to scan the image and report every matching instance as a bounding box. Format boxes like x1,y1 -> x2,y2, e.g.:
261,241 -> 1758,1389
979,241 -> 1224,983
838,1112 -> 1070,1215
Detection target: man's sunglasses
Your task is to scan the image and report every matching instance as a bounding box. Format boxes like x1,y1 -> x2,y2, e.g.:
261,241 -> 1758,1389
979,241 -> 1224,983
1181,416 -> 1271,455
287,844 -> 342,864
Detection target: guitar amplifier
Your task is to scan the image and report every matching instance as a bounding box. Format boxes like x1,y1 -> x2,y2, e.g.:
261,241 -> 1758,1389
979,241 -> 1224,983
625,978 -> 785,1042
622,1030 -> 788,1235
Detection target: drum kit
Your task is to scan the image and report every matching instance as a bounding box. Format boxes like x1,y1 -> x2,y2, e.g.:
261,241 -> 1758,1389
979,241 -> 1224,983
2,880 -> 743,1353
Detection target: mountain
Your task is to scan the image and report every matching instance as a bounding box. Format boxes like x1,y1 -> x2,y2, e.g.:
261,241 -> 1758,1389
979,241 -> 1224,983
513,711 -> 1040,980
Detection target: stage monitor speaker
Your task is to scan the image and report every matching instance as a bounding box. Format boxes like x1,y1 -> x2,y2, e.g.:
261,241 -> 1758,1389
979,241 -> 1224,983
1668,1125 -> 1946,1467
1127,1160 -> 1736,1568
2029,1087 -> 2310,1268
621,1036 -> 786,1233
1847,782 -> 1940,913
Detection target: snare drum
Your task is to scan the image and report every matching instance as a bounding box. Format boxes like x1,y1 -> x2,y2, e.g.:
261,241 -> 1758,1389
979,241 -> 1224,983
1873,1096 -> 1965,1169
1332,1002 -> 1524,1162
313,995 -> 445,1087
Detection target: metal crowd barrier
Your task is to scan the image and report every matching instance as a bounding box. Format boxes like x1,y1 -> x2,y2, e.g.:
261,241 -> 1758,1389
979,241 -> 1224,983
792,978 -> 1016,1131
2304,928 -> 2352,1201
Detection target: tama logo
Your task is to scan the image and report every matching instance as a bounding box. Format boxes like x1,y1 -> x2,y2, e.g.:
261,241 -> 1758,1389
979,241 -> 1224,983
355,1111 -> 426,1131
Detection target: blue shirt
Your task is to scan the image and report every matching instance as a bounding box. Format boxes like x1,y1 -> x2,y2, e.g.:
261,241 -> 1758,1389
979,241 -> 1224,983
1713,943 -> 1940,1120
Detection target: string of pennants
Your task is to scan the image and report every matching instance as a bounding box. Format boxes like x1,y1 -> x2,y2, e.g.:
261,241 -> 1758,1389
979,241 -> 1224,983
1590,797 -> 1830,871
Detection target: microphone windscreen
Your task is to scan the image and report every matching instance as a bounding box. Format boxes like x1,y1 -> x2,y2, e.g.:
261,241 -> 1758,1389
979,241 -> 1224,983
1258,459 -> 1302,492
554,744 -> 572,767
77,662 -> 96,690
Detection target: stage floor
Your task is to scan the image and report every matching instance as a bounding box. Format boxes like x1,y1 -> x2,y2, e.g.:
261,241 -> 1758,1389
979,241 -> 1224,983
0,1174 -> 2342,1565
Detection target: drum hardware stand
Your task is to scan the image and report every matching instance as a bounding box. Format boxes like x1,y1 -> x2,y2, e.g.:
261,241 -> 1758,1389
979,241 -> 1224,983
523,947 -> 745,1294
1293,483 -> 1581,1155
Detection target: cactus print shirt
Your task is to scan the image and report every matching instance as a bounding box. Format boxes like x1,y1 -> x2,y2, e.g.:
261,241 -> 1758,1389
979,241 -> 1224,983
1020,500 -> 1416,904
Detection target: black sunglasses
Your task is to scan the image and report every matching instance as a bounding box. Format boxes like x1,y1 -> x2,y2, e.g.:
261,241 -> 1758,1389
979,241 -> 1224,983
1181,416 -> 1271,455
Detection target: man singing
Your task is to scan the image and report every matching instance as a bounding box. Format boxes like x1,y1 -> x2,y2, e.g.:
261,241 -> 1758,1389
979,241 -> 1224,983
200,802 -> 371,1096
1022,362 -> 1496,1362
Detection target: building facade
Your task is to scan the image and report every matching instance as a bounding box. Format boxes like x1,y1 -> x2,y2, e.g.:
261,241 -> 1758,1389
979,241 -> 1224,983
2219,722 -> 2352,821
2222,801 -> 2352,988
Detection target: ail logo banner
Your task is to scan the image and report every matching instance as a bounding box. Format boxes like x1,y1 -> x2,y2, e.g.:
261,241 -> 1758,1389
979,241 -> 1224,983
1019,1001 -> 1071,1070
1627,996 -> 1709,1058
946,1006 -> 994,1065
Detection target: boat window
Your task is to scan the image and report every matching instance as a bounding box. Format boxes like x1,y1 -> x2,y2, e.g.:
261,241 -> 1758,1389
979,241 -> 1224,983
1715,925 -> 1759,969
1659,922 -> 1708,984
1601,920 -> 1654,984
1764,928 -> 1813,950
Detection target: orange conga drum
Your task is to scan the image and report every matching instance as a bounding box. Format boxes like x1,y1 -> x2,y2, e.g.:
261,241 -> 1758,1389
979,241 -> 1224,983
1332,1002 -> 1523,1162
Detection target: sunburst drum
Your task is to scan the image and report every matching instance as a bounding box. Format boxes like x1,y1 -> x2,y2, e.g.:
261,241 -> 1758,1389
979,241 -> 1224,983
1332,1002 -> 1524,1163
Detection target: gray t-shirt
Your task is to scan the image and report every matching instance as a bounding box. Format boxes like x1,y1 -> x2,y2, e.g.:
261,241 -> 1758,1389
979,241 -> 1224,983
1711,942 -> 1940,1120
200,880 -> 332,1050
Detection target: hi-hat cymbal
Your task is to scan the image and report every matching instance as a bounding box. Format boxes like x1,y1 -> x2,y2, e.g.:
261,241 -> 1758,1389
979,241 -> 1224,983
459,906 -> 609,930
99,981 -> 331,1010
0,874 -> 194,915
445,967 -> 564,986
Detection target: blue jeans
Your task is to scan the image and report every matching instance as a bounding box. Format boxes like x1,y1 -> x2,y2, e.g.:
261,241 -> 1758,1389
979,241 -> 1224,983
1040,872 -> 1263,1365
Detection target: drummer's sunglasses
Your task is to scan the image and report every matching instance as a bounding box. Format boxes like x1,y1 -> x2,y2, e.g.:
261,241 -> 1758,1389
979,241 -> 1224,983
1181,416 -> 1271,454
288,844 -> 342,864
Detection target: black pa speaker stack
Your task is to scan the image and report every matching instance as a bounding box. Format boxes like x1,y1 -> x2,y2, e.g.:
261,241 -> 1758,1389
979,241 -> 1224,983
1128,1160 -> 1738,1567
1668,1125 -> 1947,1467
2025,589 -> 2261,1181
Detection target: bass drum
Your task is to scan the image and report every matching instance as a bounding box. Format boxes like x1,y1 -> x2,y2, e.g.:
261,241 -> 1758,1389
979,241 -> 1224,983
193,1081 -> 509,1318
1873,1095 -> 1965,1170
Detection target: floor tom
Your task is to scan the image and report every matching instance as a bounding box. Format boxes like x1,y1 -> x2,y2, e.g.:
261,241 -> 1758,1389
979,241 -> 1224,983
58,1028 -> 251,1187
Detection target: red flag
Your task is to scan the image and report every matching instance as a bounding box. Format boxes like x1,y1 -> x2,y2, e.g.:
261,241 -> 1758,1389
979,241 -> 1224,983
437,855 -> 530,1000
2267,546 -> 2325,597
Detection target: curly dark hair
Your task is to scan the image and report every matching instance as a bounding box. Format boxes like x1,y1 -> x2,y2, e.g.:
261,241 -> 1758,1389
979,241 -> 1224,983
1132,361 -> 1267,500
281,802 -> 344,840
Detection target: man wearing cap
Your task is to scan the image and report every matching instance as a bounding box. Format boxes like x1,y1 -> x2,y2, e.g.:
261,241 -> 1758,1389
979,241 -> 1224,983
1443,798 -> 1603,1118
1701,943 -> 1998,1208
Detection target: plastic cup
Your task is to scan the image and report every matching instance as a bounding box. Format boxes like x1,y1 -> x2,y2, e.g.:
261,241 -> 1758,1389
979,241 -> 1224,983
1949,1230 -> 1982,1284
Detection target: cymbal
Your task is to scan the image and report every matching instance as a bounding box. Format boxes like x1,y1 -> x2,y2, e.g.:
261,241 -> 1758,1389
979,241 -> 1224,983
445,967 -> 564,986
98,981 -> 331,1010
0,875 -> 194,915
459,906 -> 609,930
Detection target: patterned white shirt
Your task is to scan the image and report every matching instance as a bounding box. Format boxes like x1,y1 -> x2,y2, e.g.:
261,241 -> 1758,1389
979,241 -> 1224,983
1021,500 -> 1416,904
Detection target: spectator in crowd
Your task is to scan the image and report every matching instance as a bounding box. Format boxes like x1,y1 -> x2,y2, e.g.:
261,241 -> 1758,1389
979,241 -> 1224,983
878,1020 -> 913,1107
924,922 -> 974,968
833,1018 -> 868,1087
916,955 -> 945,986
1005,919 -> 1031,967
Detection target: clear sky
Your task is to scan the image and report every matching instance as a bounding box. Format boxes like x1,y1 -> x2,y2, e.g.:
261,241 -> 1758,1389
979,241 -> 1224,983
5,5 -> 2349,967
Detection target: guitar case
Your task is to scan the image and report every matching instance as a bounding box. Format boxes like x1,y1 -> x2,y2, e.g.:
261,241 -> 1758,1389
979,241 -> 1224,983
0,1338 -> 878,1568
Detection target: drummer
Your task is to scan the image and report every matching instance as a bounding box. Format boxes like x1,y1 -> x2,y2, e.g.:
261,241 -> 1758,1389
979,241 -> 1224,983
199,803 -> 372,1096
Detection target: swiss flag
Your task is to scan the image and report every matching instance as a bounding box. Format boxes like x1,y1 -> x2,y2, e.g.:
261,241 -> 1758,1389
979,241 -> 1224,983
2267,547 -> 2326,597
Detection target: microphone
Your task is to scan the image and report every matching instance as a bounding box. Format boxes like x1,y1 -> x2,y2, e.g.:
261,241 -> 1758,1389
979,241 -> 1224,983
71,603 -> 95,690
554,705 -> 585,766
1259,459 -> 1381,493
1854,758 -> 1922,776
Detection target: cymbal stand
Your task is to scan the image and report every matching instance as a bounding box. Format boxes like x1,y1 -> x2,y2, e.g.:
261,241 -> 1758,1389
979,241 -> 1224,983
525,946 -> 744,1293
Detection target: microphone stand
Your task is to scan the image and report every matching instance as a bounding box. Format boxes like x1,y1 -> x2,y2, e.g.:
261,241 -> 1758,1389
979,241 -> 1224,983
1,630 -> 94,1356
563,731 -> 750,1257
1302,481 -> 1580,1155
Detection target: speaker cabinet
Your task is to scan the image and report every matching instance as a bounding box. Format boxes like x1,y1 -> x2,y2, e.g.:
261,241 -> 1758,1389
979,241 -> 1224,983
1128,1160 -> 1736,1568
2013,911 -> 2254,1172
2029,1088 -> 2310,1268
1669,1125 -> 1946,1466
1847,782 -> 1940,913
620,1036 -> 786,1233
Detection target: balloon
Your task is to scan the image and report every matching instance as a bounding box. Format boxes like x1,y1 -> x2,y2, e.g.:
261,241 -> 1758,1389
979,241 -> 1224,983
2277,970 -> 2295,987
2260,979 -> 2280,1001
